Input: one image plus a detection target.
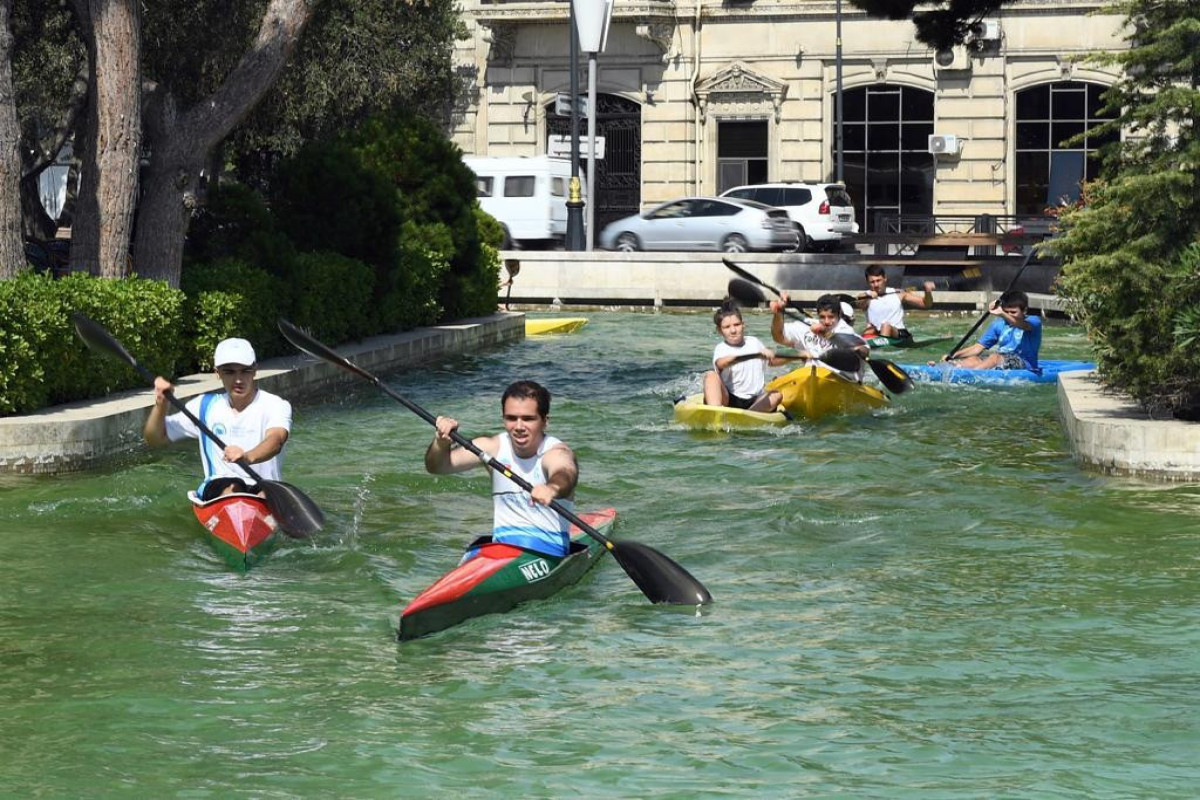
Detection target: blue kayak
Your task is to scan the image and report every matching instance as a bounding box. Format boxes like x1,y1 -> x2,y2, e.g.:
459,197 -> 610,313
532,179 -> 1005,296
900,359 -> 1096,385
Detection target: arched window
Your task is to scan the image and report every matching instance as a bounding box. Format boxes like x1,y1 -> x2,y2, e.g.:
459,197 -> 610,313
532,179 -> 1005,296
836,85 -> 935,233
1014,82 -> 1118,215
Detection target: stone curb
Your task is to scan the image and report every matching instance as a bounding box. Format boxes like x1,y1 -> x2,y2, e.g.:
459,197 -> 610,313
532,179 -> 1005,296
1058,371 -> 1200,482
0,313 -> 524,475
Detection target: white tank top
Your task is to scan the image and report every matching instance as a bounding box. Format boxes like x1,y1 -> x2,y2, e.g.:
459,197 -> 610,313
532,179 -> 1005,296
491,433 -> 574,556
867,288 -> 907,332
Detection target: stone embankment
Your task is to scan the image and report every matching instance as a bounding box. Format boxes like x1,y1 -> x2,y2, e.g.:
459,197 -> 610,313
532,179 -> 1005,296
1058,372 -> 1200,482
0,314 -> 522,475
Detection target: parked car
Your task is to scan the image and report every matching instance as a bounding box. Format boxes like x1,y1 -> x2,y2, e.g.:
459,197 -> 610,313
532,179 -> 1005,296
598,197 -> 798,253
720,182 -> 858,252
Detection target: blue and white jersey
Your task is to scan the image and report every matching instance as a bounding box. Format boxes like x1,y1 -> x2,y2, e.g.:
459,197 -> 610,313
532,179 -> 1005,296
490,433 -> 573,557
164,389 -> 291,494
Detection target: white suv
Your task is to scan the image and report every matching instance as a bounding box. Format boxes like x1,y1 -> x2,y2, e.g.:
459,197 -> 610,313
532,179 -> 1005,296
720,183 -> 858,252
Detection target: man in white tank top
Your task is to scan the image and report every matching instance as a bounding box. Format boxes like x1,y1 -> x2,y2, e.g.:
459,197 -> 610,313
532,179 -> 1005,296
856,265 -> 935,339
425,380 -> 578,558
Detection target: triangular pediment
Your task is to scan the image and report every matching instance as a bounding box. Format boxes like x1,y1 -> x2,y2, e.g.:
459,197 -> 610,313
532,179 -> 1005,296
695,62 -> 786,98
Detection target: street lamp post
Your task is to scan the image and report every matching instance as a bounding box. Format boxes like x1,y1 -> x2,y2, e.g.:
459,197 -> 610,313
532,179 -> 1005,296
566,3 -> 585,251
572,0 -> 613,251
835,0 -> 844,183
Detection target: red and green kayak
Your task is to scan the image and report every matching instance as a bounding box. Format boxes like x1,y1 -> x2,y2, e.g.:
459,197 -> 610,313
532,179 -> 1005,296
398,508 -> 617,640
188,491 -> 279,572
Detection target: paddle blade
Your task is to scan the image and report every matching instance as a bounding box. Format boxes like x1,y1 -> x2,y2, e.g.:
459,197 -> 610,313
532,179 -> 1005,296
278,318 -> 375,384
868,358 -> 914,394
608,539 -> 713,605
72,313 -> 148,378
727,278 -> 766,307
260,480 -> 325,539
821,347 -> 862,373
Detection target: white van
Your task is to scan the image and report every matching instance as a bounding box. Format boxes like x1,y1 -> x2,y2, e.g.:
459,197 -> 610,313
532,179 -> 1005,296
464,156 -> 579,249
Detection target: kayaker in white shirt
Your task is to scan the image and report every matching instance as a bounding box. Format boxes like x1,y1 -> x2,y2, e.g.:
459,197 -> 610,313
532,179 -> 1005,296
856,264 -> 935,340
704,304 -> 789,412
425,380 -> 577,558
770,294 -> 870,381
144,338 -> 292,501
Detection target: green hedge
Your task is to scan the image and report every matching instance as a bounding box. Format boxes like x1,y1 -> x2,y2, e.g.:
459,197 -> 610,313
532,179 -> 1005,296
0,273 -> 184,416
287,251 -> 375,343
181,258 -> 289,370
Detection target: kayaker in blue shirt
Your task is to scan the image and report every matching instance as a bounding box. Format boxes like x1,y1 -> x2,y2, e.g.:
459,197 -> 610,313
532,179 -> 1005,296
425,380 -> 578,558
938,290 -> 1042,373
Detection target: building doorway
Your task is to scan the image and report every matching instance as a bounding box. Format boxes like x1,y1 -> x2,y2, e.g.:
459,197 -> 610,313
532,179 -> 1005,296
717,120 -> 768,193
546,93 -> 642,232
836,85 -> 935,232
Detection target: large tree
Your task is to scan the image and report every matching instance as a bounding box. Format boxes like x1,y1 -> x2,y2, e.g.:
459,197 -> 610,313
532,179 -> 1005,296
68,0 -> 141,278
850,0 -> 1006,50
131,0 -> 315,285
0,0 -> 22,277
1053,0 -> 1200,414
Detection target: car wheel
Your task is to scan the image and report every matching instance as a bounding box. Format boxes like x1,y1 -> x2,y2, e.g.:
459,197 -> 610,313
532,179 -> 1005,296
784,224 -> 808,253
615,233 -> 640,252
721,234 -> 749,253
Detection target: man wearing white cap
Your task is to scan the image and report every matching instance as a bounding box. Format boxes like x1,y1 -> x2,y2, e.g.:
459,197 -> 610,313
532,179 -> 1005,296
144,338 -> 292,500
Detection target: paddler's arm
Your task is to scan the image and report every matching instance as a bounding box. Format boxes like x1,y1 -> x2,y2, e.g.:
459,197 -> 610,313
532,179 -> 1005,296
144,376 -> 175,448
903,281 -> 935,309
530,444 -> 578,506
768,292 -> 790,346
425,416 -> 496,474
224,428 -> 288,466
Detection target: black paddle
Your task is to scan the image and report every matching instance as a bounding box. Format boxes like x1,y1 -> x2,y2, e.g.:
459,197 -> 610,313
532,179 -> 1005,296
942,247 -> 1037,362
723,258 -> 809,314
277,318 -> 713,606
726,277 -> 913,394
725,343 -> 862,373
71,313 -> 324,539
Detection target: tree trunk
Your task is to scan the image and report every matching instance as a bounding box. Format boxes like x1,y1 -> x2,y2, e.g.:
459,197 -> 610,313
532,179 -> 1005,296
70,0 -> 140,279
133,0 -> 314,287
0,0 -> 24,279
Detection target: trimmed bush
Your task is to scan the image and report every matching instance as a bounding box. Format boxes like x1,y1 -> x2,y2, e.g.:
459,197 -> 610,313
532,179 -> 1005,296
350,114 -> 498,322
182,258 -> 288,371
0,273 -> 184,416
287,251 -> 375,344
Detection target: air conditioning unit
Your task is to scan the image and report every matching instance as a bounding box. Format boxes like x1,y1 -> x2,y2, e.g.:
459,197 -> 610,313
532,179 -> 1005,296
970,20 -> 1002,42
928,134 -> 962,156
933,45 -> 970,72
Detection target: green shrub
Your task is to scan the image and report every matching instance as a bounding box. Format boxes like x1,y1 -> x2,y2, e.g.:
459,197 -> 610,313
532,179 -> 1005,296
474,206 -> 505,249
186,182 -> 299,278
0,273 -> 184,416
377,222 -> 448,330
349,114 -> 497,321
182,258 -> 288,371
287,251 -> 375,343
1055,175 -> 1200,414
273,140 -> 402,274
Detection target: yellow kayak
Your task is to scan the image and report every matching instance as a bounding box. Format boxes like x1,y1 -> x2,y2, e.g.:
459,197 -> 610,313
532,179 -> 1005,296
525,317 -> 588,336
766,364 -> 889,420
672,394 -> 789,430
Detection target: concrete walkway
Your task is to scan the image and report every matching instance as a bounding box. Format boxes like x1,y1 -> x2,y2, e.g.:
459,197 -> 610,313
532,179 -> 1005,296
0,314 -> 523,475
1059,371 -> 1200,482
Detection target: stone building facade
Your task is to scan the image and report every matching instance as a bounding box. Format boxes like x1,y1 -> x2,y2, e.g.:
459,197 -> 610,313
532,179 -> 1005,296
449,0 -> 1127,232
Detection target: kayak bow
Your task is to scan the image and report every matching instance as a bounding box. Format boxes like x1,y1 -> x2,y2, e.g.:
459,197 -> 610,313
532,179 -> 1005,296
766,364 -> 890,420
189,491 -> 279,572
398,508 -> 617,640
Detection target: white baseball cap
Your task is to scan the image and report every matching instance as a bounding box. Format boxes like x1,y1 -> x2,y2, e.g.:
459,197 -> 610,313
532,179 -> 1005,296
214,338 -> 256,367
840,301 -> 855,321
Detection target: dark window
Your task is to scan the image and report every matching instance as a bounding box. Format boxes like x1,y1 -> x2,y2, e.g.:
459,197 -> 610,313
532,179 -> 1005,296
725,188 -> 755,201
753,187 -> 783,206
504,176 -> 535,197
718,120 -> 769,193
779,188 -> 812,206
1014,81 -> 1119,215
695,199 -> 740,217
834,84 -> 935,232
824,187 -> 852,207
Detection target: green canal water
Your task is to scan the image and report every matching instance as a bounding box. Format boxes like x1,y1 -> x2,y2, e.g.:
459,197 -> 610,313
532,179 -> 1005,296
3,310 -> 1199,798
